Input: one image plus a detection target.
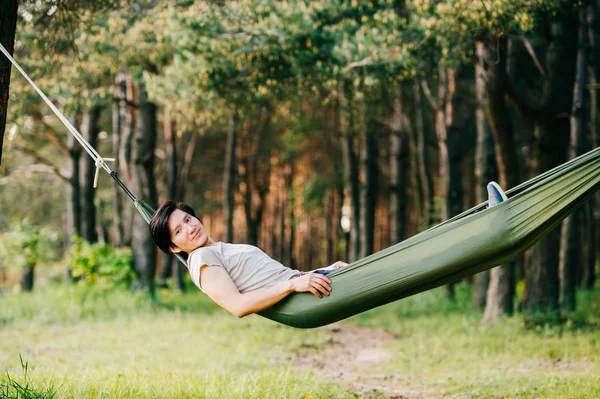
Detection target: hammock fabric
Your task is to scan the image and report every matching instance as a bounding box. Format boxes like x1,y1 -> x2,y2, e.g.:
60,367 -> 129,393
2,43 -> 599,329
257,147 -> 600,328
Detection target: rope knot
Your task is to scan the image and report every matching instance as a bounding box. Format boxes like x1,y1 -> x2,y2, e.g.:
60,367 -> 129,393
93,158 -> 115,188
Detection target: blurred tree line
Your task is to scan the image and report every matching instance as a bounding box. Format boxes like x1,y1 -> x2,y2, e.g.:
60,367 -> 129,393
0,0 -> 598,323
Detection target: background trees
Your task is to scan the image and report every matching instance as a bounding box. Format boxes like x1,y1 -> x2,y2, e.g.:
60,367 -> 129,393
0,0 -> 595,323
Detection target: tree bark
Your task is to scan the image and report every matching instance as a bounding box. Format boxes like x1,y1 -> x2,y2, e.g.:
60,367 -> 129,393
0,0 -> 18,165
112,74 -> 126,247
519,15 -> 578,316
118,74 -> 136,246
242,110 -> 271,246
339,82 -> 361,262
223,110 -> 237,243
584,0 -> 599,290
20,265 -> 34,292
413,81 -> 435,227
473,49 -> 498,308
434,67 -> 466,299
560,8 -> 589,310
359,96 -> 378,258
132,82 -> 158,298
477,39 -> 518,320
390,87 -> 409,243
81,105 -> 102,243
159,113 -> 180,289
284,162 -> 296,269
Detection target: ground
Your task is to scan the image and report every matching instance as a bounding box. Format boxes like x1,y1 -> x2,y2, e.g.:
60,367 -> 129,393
296,323 -> 442,399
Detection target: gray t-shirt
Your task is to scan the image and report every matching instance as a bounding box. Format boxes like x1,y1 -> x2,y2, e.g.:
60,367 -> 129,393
187,242 -> 303,293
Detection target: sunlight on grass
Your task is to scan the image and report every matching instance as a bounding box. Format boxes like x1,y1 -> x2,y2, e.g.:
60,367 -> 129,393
1,283 -> 599,398
0,285 -> 349,399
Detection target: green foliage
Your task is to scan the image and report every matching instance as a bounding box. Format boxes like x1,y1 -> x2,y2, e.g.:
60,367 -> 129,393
68,237 -> 134,290
0,355 -> 57,399
0,220 -> 59,270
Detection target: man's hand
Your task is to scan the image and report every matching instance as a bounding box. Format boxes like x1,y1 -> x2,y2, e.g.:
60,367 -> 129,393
290,273 -> 332,298
324,261 -> 348,270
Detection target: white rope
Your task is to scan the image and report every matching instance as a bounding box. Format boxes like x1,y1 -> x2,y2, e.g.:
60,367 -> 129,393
0,43 -> 114,183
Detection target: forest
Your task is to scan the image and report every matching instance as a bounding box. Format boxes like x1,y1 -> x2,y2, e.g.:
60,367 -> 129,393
1,0 -> 598,321
1,1 -> 600,398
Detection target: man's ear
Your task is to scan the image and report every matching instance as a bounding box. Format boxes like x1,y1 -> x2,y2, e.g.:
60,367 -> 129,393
170,246 -> 181,254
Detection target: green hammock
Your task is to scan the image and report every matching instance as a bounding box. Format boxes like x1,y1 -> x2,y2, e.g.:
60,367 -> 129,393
2,43 -> 598,329
135,145 -> 600,328
257,147 -> 600,328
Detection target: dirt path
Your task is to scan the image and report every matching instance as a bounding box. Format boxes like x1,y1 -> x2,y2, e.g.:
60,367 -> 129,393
295,323 -> 441,399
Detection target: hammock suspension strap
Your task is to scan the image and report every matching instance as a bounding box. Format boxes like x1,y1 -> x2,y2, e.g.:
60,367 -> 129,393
0,43 -> 136,198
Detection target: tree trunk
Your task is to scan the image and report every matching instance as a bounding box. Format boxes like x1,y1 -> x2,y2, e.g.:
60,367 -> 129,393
132,82 -> 158,298
560,8 -> 589,310
339,82 -> 361,262
178,130 -> 198,199
159,113 -> 180,289
359,98 -> 378,258
477,39 -> 518,320
413,81 -> 435,227
520,16 -> 577,316
242,110 -> 271,247
286,163 -> 296,269
20,265 -> 34,292
111,74 -> 126,247
223,110 -> 237,243
390,87 -> 409,243
0,0 -> 18,165
435,67 -> 466,299
81,105 -> 102,243
584,0 -> 600,290
65,116 -> 82,281
473,49 -> 499,308
118,74 -> 136,246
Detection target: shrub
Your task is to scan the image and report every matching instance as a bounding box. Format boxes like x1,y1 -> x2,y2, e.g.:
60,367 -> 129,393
0,220 -> 60,291
68,237 -> 134,290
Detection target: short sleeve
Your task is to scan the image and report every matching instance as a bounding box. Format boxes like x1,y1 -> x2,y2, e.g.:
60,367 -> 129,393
187,249 -> 224,290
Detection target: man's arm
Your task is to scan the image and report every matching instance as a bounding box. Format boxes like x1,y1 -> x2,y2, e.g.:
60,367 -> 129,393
200,266 -> 332,318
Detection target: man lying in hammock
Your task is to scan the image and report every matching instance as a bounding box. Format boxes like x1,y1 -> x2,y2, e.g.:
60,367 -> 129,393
149,182 -> 507,318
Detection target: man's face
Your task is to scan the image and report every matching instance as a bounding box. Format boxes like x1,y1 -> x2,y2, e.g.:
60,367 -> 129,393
167,209 -> 211,253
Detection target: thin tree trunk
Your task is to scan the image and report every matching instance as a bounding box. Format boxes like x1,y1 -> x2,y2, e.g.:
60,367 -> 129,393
413,81 -> 435,227
560,9 -> 589,310
286,163 -> 296,269
473,50 -> 498,308
390,87 -> 409,243
81,105 -> 102,243
132,82 -> 158,298
177,130 -> 198,200
584,0 -> 599,290
118,75 -> 136,246
0,0 -> 18,165
339,82 -> 361,262
243,111 -> 271,246
112,74 -> 126,247
159,113 -> 179,288
359,97 -> 378,259
477,39 -> 518,320
436,67 -> 466,299
223,110 -> 237,243
20,265 -> 34,292
65,115 -> 82,282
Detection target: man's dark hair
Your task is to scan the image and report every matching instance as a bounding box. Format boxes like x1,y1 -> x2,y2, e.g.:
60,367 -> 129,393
149,200 -> 197,255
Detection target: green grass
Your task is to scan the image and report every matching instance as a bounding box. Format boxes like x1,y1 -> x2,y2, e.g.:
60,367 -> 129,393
1,282 -> 599,398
